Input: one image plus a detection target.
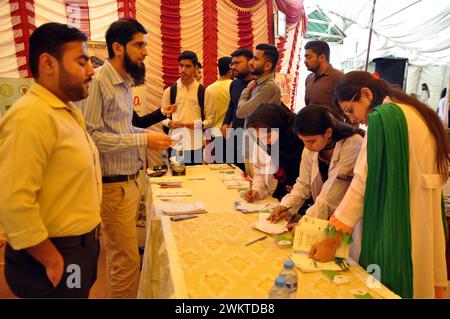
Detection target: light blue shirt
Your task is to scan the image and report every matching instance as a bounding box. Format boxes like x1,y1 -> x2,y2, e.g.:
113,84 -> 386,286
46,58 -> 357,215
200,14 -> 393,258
78,60 -> 147,176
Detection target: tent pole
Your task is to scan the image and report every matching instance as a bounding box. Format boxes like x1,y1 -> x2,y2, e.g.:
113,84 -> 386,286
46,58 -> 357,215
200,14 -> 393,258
365,0 -> 376,71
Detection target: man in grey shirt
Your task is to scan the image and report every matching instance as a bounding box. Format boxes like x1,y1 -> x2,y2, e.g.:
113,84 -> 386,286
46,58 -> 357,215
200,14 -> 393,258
236,43 -> 281,122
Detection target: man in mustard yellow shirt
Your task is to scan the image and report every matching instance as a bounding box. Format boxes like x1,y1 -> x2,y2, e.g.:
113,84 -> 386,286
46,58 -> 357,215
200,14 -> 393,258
0,23 -> 101,298
204,56 -> 232,163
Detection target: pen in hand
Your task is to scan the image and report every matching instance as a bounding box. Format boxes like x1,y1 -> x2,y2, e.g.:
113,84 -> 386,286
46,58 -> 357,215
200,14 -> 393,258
278,206 -> 292,215
268,206 -> 292,222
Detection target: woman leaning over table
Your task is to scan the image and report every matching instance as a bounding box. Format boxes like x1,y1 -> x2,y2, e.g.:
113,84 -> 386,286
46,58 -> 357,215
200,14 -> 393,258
243,103 -> 304,202
309,71 -> 449,299
267,105 -> 363,228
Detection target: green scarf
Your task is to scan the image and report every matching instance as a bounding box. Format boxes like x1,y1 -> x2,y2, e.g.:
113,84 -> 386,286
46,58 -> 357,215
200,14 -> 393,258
360,103 -> 413,298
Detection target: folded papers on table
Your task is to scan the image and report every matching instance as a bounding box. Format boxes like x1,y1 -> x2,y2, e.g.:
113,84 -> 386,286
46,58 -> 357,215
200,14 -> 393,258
158,202 -> 207,216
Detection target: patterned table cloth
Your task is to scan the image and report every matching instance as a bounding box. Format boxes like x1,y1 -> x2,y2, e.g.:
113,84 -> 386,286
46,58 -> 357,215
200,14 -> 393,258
138,165 -> 399,299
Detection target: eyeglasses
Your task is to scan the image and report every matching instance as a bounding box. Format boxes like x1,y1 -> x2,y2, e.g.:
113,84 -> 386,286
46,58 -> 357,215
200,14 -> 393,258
343,92 -> 358,115
229,61 -> 241,68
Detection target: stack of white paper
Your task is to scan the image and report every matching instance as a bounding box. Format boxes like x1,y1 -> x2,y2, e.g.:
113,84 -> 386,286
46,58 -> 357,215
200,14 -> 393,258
218,172 -> 245,181
234,200 -> 268,213
251,213 -> 288,234
149,177 -> 183,184
154,189 -> 193,197
207,164 -> 233,170
159,202 -> 207,216
290,252 -> 344,273
223,180 -> 250,189
149,177 -> 183,185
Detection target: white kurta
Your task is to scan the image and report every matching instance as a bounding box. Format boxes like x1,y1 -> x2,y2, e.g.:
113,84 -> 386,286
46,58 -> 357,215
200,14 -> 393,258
437,96 -> 448,129
333,102 -> 448,298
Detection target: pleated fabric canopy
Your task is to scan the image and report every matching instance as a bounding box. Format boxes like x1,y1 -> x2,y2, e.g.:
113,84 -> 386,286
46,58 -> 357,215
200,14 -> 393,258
0,0 -> 307,112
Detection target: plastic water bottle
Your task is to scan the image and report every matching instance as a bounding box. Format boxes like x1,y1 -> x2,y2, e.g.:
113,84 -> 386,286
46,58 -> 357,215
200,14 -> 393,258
279,260 -> 298,296
161,150 -> 169,168
268,276 -> 290,299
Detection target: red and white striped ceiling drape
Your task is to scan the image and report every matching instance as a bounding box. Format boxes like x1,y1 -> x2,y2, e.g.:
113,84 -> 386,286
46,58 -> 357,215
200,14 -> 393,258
0,0 -> 306,110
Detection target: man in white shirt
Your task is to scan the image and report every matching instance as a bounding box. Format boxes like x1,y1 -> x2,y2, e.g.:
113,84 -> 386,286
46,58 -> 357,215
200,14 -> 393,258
162,51 -> 214,164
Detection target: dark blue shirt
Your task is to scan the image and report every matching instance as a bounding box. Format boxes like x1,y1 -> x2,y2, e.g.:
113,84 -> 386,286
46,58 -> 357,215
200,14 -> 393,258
223,78 -> 250,129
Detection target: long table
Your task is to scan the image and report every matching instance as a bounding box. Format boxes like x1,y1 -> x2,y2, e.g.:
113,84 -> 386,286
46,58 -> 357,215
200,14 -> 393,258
137,165 -> 399,299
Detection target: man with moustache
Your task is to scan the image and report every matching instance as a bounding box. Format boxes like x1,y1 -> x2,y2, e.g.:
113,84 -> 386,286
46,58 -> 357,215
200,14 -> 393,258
194,61 -> 203,83
79,19 -> 171,298
0,23 -> 101,298
304,40 -> 343,111
221,48 -> 256,170
236,43 -> 281,122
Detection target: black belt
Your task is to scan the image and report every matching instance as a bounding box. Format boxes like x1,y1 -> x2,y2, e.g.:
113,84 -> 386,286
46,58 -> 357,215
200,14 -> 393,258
50,225 -> 100,248
102,172 -> 139,183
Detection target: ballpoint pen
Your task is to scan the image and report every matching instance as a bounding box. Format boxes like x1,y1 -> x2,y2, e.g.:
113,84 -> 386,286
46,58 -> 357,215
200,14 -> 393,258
267,206 -> 292,222
245,235 -> 267,246
274,206 -> 292,219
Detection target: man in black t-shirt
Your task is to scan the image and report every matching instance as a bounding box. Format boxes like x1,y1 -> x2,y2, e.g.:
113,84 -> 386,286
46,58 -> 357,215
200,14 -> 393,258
221,48 -> 256,171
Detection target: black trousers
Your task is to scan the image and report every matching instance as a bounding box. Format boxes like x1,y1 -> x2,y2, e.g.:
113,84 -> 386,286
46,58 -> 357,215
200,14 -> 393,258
228,134 -> 246,172
4,228 -> 100,298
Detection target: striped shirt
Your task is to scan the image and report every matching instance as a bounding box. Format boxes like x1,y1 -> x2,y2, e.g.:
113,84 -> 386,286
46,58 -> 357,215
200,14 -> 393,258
78,60 -> 147,176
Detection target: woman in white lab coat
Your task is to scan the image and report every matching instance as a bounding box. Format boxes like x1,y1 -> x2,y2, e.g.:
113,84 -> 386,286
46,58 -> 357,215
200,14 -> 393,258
309,71 -> 449,299
243,103 -> 304,202
266,105 -> 363,226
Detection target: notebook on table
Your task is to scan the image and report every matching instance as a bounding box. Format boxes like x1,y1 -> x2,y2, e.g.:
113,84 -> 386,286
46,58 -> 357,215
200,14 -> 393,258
154,189 -> 193,197
158,202 -> 207,216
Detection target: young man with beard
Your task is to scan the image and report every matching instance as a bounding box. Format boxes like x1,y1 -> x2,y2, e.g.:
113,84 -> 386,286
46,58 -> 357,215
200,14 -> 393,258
79,19 -> 171,298
304,41 -> 343,111
0,23 -> 101,298
236,43 -> 281,122
161,51 -> 214,165
195,61 -> 203,84
221,48 -> 256,170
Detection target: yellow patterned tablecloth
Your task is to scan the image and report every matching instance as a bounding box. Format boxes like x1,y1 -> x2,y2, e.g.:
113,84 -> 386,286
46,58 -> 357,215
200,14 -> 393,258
137,165 -> 399,299
150,165 -> 255,214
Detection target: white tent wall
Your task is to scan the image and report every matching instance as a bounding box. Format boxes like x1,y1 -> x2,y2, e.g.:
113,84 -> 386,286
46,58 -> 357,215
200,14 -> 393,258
300,0 -> 450,111
406,65 -> 450,110
0,2 -> 20,78
310,0 -> 450,66
0,1 -> 306,99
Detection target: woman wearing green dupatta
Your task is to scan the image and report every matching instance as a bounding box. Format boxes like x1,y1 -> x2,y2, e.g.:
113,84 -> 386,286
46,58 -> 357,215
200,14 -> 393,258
309,71 -> 449,299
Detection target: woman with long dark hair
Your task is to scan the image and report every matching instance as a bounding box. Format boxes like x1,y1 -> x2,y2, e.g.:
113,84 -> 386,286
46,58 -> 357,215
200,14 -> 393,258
243,103 -> 303,202
267,105 -> 363,225
309,71 -> 449,299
